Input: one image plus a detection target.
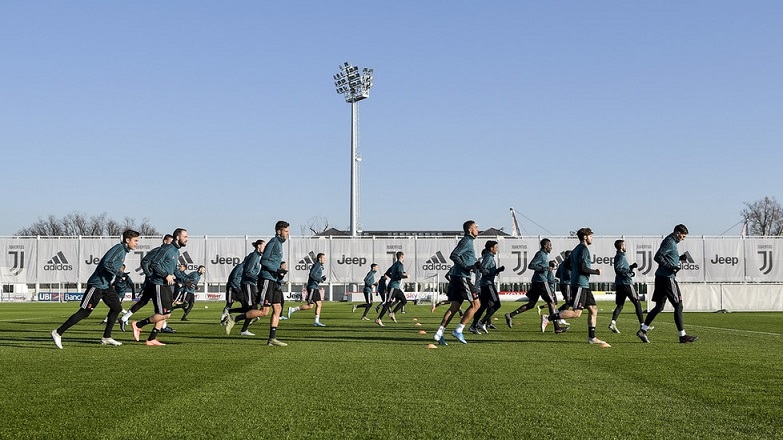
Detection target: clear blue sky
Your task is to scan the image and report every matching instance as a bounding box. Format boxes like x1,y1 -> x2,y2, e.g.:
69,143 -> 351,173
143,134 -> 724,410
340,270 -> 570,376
2,1 -> 781,237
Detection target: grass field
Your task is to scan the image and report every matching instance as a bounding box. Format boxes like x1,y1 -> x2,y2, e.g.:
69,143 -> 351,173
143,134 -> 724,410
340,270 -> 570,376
0,302 -> 781,439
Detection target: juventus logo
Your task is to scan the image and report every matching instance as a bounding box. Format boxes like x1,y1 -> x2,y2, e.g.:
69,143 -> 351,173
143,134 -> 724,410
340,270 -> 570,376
8,250 -> 25,276
758,250 -> 773,275
635,250 -> 654,275
512,251 -> 528,275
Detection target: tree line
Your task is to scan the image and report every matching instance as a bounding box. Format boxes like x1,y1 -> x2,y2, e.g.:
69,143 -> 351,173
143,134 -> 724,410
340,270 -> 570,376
15,212 -> 159,237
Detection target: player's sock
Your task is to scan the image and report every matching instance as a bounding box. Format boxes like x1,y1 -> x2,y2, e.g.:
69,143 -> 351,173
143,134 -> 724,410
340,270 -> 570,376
137,318 -> 151,328
589,326 -> 596,339
269,326 -> 277,340
456,323 -> 465,333
147,328 -> 159,341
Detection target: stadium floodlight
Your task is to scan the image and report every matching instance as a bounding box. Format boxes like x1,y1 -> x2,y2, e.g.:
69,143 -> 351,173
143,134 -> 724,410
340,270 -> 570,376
334,61 -> 374,237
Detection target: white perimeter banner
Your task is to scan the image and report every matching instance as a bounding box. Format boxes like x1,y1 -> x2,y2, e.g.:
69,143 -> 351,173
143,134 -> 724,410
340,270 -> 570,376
372,238 -> 417,281
328,238 -> 374,283
288,238 -> 329,284
36,237 -> 79,284
204,237 -> 248,284
5,236 -> 783,286
78,237 -> 119,285
0,238 -> 37,284
744,239 -> 783,282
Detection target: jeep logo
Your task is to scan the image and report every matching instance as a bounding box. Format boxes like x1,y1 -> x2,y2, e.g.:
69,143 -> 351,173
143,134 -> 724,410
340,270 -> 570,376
710,255 -> 739,266
336,255 -> 366,266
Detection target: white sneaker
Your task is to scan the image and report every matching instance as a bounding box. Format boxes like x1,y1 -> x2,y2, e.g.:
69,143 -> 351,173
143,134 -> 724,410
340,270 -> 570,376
608,322 -> 620,334
240,330 -> 255,336
588,337 -> 611,348
100,337 -> 123,346
558,319 -> 570,327
287,307 -> 295,319
51,330 -> 63,349
101,318 -> 108,324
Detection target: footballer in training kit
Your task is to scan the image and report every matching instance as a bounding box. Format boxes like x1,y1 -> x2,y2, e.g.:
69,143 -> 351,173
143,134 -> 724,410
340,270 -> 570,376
51,229 -> 140,348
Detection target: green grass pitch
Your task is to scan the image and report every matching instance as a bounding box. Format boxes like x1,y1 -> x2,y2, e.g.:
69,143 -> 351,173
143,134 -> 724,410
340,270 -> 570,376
0,302 -> 781,439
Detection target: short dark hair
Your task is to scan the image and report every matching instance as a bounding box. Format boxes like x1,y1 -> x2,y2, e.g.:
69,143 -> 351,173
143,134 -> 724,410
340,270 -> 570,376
172,228 -> 187,239
371,263 -> 378,270
275,221 -> 290,232
540,238 -> 551,248
577,227 -> 593,240
549,260 -> 556,267
614,239 -> 624,250
396,251 -> 404,259
316,253 -> 325,260
463,220 -> 476,234
122,229 -> 140,242
485,240 -> 498,251
163,234 -> 174,243
674,224 -> 689,235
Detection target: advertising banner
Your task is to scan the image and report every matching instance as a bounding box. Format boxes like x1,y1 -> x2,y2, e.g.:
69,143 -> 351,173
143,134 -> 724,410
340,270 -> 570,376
0,238 -> 37,284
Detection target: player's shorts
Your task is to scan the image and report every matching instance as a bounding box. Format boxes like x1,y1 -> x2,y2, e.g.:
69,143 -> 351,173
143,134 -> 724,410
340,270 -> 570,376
559,284 -> 572,304
447,276 -> 478,302
570,286 -> 596,310
526,281 -> 555,304
479,283 -> 499,304
79,286 -> 120,312
388,287 -> 406,304
148,283 -> 173,315
651,276 -> 681,304
615,284 -> 639,305
259,278 -> 284,306
306,288 -> 322,304
238,283 -> 259,308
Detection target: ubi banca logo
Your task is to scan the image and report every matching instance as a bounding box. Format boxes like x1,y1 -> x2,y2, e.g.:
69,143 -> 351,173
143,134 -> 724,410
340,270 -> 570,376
44,251 -> 73,271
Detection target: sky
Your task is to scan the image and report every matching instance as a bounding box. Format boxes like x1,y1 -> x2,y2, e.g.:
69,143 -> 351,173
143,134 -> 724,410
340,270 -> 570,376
2,1 -> 781,237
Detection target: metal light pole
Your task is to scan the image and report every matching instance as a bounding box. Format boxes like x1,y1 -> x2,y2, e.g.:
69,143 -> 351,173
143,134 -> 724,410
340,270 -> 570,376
334,62 -> 373,237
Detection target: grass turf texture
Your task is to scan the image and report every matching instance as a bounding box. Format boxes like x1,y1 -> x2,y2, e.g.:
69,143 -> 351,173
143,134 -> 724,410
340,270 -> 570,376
0,302 -> 781,439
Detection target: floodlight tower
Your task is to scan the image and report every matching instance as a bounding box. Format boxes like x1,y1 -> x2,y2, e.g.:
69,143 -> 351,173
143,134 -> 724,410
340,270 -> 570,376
334,62 -> 373,237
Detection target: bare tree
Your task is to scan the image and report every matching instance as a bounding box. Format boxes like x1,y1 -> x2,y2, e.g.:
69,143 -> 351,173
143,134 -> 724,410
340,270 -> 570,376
303,216 -> 331,235
16,212 -> 160,237
741,196 -> 783,236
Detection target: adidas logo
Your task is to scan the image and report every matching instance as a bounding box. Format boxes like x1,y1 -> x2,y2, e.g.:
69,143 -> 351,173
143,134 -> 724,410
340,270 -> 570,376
678,251 -> 700,271
421,251 -> 452,271
44,251 -> 73,271
295,251 -> 318,271
178,251 -> 199,270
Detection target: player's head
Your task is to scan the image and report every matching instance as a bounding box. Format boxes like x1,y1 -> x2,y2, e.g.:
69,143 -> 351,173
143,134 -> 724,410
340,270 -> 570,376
549,260 -> 556,269
614,239 -> 625,251
463,220 -> 478,237
163,234 -> 174,244
396,251 -> 404,261
577,227 -> 593,244
484,240 -> 498,255
252,239 -> 266,252
371,263 -> 378,271
198,265 -> 206,274
317,253 -> 326,263
540,238 -> 552,251
275,221 -> 290,240
122,229 -> 140,250
674,224 -> 689,241
172,228 -> 188,247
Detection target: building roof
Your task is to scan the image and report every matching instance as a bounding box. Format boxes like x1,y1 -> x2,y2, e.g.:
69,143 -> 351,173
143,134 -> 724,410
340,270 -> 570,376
314,227 -> 510,237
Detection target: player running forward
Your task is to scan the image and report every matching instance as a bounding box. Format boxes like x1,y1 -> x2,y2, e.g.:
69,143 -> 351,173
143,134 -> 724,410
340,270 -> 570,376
433,220 -> 481,345
221,262 -> 243,324
288,252 -> 328,326
637,224 -> 698,344
131,228 -> 188,346
51,230 -> 140,348
376,252 -> 408,326
256,221 -> 290,346
609,240 -> 645,334
172,265 -> 204,321
353,263 -> 379,320
119,234 -> 173,331
504,238 -> 561,333
470,240 -> 504,334
225,240 -> 267,336
541,227 -> 611,347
